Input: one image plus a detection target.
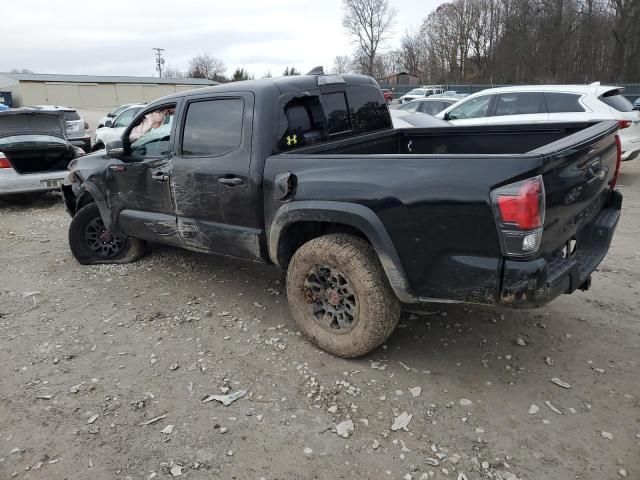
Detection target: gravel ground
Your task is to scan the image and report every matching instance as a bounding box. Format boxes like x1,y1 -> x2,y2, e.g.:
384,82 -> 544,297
1,162 -> 639,480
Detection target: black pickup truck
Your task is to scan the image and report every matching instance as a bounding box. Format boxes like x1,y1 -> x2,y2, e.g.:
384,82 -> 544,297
62,73 -> 622,357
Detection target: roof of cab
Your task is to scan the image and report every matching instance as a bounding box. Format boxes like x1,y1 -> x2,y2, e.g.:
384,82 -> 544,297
148,74 -> 378,106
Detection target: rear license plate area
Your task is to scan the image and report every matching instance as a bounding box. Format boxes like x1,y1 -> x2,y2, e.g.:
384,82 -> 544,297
41,178 -> 64,189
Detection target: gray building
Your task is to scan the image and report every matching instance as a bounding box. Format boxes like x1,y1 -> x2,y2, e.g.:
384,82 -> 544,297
0,73 -> 216,109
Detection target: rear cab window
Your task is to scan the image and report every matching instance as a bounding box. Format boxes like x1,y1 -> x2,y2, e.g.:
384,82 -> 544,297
279,84 -> 391,151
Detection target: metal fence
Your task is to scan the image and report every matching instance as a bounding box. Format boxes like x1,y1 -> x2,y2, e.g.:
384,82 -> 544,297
380,83 -> 640,102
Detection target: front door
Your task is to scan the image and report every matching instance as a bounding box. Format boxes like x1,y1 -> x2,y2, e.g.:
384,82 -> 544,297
106,103 -> 182,244
170,92 -> 262,260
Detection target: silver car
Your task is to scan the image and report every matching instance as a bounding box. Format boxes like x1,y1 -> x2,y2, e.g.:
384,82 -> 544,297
0,110 -> 84,198
23,105 -> 91,152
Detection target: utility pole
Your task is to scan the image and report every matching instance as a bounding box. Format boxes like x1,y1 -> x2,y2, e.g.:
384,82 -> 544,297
153,48 -> 165,78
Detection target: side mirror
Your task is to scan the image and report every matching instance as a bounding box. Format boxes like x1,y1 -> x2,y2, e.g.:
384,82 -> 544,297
106,140 -> 124,159
443,112 -> 451,121
105,119 -> 113,128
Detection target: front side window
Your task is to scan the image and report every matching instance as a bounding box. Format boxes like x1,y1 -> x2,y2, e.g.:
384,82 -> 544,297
544,93 -> 585,113
182,98 -> 243,157
493,92 -> 546,116
128,105 -> 175,159
448,95 -> 492,120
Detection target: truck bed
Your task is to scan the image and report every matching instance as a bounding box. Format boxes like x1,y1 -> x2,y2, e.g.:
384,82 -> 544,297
286,122 -> 599,156
265,121 -> 621,305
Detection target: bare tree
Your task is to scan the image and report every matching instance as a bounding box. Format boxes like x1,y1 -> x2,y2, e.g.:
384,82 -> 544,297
162,65 -> 184,79
342,0 -> 397,77
186,54 -> 226,82
332,55 -> 352,74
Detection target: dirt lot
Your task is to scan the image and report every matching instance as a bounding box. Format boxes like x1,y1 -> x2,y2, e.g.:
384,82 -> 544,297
1,163 -> 639,480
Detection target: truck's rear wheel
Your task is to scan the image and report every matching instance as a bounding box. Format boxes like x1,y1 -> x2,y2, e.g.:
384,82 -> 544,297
286,234 -> 400,357
68,202 -> 146,265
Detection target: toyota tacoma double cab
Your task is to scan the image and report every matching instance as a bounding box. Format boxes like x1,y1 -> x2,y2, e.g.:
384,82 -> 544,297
62,72 -> 622,357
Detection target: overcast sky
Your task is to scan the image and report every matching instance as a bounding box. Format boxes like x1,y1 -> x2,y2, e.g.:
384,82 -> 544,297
2,0 -> 444,78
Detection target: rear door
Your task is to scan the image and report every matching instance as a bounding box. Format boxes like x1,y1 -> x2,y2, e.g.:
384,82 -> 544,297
487,92 -> 549,124
170,92 -> 261,260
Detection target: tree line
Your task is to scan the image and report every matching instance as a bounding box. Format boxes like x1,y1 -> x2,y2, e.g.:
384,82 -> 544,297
339,0 -> 640,84
164,53 -> 301,82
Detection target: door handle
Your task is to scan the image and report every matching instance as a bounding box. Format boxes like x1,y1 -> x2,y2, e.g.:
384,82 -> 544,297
152,171 -> 169,182
218,176 -> 243,186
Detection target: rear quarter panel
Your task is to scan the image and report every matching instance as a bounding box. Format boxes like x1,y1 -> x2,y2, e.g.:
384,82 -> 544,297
264,153 -> 542,303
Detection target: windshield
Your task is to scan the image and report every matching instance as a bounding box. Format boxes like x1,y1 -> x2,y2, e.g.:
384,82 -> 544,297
0,134 -> 67,147
111,104 -> 131,116
407,89 -> 426,96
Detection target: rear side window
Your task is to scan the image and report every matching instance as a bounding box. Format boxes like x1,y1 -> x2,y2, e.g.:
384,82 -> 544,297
63,111 -> 81,121
599,92 -> 634,112
322,92 -> 352,135
544,93 -> 585,113
494,92 -> 546,116
182,98 -> 243,156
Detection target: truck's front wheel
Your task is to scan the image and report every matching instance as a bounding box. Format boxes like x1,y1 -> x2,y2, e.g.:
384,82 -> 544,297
286,234 -> 400,358
68,203 -> 147,265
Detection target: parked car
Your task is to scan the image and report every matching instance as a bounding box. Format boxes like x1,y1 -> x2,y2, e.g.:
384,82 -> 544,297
0,110 -> 85,198
23,105 -> 91,153
62,73 -> 621,358
431,90 -> 469,99
93,104 -> 145,151
381,89 -> 394,105
391,111 -> 452,128
0,104 -> 9,112
98,103 -> 141,129
399,86 -> 445,104
437,85 -> 640,161
634,97 -> 640,110
396,97 -> 459,115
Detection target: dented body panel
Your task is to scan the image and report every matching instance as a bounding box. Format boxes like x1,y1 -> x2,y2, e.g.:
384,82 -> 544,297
63,74 -> 621,309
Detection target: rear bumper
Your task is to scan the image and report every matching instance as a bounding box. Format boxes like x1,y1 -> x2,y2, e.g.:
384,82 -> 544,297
500,190 -> 622,307
0,169 -> 68,194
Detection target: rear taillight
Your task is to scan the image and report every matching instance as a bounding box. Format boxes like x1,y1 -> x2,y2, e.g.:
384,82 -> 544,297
610,134 -> 622,189
491,176 -> 545,257
618,120 -> 631,129
0,152 -> 12,169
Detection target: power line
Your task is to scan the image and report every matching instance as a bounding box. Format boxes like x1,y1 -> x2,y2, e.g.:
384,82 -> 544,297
152,48 -> 165,78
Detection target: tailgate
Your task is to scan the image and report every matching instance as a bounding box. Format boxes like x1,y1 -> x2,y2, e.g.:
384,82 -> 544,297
529,121 -> 619,256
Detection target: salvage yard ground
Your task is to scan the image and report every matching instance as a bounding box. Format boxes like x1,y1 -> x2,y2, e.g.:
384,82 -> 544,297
1,163 -> 639,480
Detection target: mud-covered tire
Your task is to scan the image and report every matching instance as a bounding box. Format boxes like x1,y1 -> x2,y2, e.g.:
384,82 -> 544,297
286,233 -> 401,358
69,202 -> 147,265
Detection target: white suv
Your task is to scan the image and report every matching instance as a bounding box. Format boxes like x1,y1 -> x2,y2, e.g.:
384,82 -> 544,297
437,85 -> 640,161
